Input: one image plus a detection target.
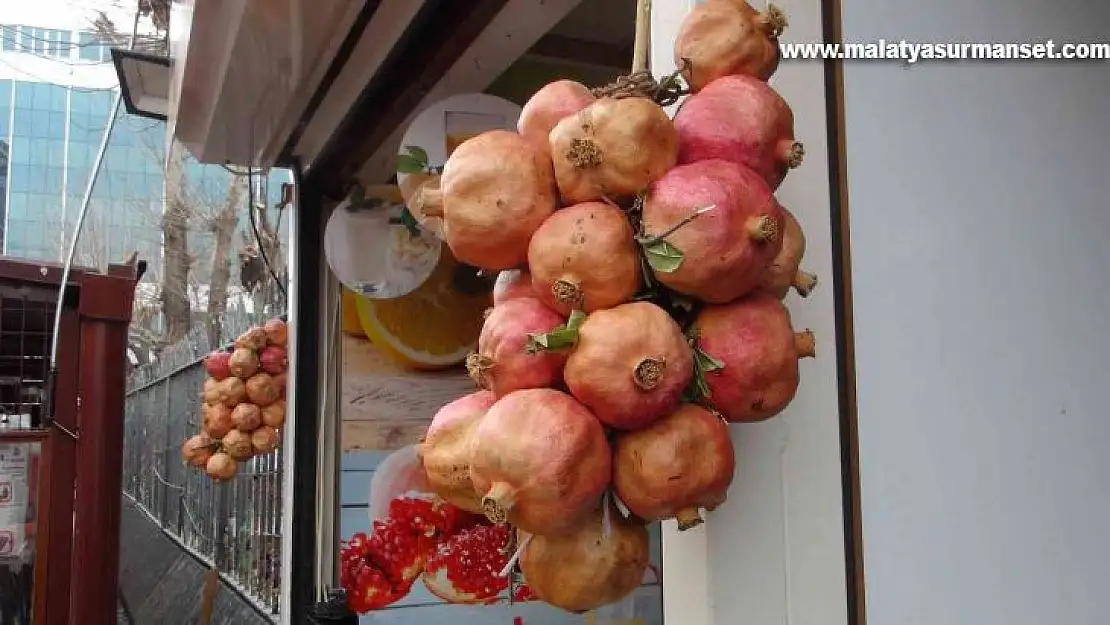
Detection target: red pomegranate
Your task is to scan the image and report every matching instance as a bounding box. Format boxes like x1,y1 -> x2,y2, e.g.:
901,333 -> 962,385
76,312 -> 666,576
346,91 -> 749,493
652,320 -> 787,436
202,378 -> 221,405
273,372 -> 287,398
692,293 -> 816,422
519,502 -> 650,613
492,268 -> 536,305
527,202 -> 642,314
340,519 -> 436,612
674,0 -> 786,91
231,402 -> 262,431
205,452 -> 237,481
674,74 -> 802,191
251,426 -> 280,454
559,302 -> 693,430
204,351 -> 232,380
182,433 -> 215,468
467,299 -> 567,397
245,372 -> 281,407
387,496 -> 485,541
549,97 -> 678,203
642,159 -> 783,303
261,400 -> 285,428
234,327 -> 268,351
422,524 -> 511,604
517,80 -> 596,156
469,388 -> 611,535
420,130 -> 558,270
259,346 -> 287,375
203,403 -> 234,439
758,205 -> 817,299
417,391 -> 498,514
221,429 -> 254,461
217,377 -> 247,407
228,347 -> 259,379
263,318 -> 288,347
613,404 -> 735,530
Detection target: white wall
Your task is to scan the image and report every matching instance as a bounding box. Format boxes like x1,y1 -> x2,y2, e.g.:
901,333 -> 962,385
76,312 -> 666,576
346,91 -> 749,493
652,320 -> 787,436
842,1 -> 1110,623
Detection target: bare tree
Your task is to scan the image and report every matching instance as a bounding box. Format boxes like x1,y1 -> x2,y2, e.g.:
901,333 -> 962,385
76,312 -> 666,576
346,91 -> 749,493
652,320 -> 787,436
205,177 -> 247,346
161,138 -> 192,343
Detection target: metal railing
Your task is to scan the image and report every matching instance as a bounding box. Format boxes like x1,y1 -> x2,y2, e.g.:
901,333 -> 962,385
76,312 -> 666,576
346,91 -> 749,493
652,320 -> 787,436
122,307 -> 285,619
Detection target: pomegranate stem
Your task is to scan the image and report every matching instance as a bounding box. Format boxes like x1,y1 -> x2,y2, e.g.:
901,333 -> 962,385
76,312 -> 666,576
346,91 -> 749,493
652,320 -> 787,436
482,481 -> 517,525
792,270 -> 818,297
411,184 -> 444,217
794,330 -> 816,358
637,204 -> 715,246
675,507 -> 704,531
759,4 -> 788,38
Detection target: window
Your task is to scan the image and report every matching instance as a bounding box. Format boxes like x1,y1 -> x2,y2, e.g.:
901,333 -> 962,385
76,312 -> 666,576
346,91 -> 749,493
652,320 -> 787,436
1,26 -> 16,52
78,32 -> 101,62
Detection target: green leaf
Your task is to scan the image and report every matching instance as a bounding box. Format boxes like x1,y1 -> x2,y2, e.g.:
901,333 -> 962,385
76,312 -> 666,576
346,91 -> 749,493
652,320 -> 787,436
396,154 -> 425,174
525,310 -> 586,354
398,207 -> 421,237
404,145 -> 430,168
642,240 -> 684,273
695,347 -> 724,373
683,342 -> 725,402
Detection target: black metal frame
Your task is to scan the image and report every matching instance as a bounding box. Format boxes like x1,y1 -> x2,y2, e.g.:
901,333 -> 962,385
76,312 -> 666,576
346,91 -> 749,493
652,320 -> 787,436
109,48 -> 171,122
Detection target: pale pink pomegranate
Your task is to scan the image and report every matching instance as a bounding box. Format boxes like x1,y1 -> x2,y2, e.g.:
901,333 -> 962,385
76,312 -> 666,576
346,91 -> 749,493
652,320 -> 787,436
674,0 -> 786,91
517,80 -> 596,156
674,74 -> 802,190
467,298 -> 568,397
642,159 -> 783,303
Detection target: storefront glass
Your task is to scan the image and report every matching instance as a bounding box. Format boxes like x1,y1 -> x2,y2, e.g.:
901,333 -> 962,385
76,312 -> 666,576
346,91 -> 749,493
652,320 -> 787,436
0,440 -> 39,625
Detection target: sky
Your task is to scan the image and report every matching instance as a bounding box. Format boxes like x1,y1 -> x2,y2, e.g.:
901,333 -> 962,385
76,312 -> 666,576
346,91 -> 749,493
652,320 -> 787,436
0,0 -> 147,33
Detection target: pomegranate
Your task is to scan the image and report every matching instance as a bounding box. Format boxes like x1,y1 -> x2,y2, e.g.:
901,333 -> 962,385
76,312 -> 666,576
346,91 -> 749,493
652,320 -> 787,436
231,402 -> 262,431
261,400 -> 286,428
642,159 -> 784,303
234,327 -> 268,351
420,130 -> 557,270
387,496 -> 484,541
203,403 -> 234,439
245,372 -> 281,407
405,174 -> 446,240
202,377 -> 221,405
517,80 -> 596,155
416,391 -> 497,513
492,269 -> 536,305
251,425 -> 280,454
519,502 -> 650,613
205,452 -> 237,481
674,0 -> 786,92
182,433 -> 215,468
263,318 -> 288,347
613,404 -> 735,530
340,520 -> 435,612
467,299 -> 567,397
228,347 -> 259,379
553,302 -> 693,430
221,429 -> 254,461
217,377 -> 247,407
674,74 -> 802,190
692,293 -> 816,422
549,97 -> 678,203
203,350 -> 232,381
258,346 -> 288,375
758,206 -> 818,299
469,388 -> 611,536
526,202 -> 642,314
273,372 -> 287,398
422,524 -> 511,604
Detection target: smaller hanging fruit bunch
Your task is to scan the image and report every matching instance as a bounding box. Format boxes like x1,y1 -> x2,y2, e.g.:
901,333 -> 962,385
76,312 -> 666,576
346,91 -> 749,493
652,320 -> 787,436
182,317 -> 289,482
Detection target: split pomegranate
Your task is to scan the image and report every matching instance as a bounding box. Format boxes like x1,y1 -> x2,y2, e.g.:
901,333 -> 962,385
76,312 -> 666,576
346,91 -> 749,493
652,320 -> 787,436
340,519 -> 435,612
217,377 -> 247,407
517,79 -> 596,155
261,400 -> 286,429
228,347 -> 259,379
526,202 -> 642,314
263,318 -> 288,347
692,293 -> 816,422
642,159 -> 784,303
757,206 -> 818,299
613,403 -> 735,530
231,402 -> 262,432
388,496 -> 485,541
549,96 -> 678,203
369,448 -> 432,522
416,391 -> 498,514
203,351 -> 232,381
221,429 -> 254,461
245,372 -> 281,407
203,403 -> 234,439
674,74 -> 803,191
259,346 -> 288,375
467,298 -> 567,397
182,433 -> 215,468
234,327 -> 268,351
420,130 -> 558,270
557,302 -> 693,430
492,269 -> 536,305
251,425 -> 280,454
674,0 -> 785,92
519,502 -> 650,613
469,388 -> 611,536
422,524 -> 511,604
205,452 -> 237,481
366,517 -> 436,589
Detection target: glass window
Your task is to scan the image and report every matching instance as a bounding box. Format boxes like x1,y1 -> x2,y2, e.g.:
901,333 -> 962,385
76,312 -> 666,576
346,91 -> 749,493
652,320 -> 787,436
58,31 -> 72,58
9,192 -> 28,219
47,111 -> 66,138
49,85 -> 66,112
29,166 -> 46,193
70,90 -> 88,116
1,26 -> 16,51
45,167 -> 63,194
28,140 -> 47,166
48,139 -> 64,166
78,32 -> 99,61
10,166 -> 29,193
0,80 -> 10,107
14,82 -> 32,110
30,28 -> 46,55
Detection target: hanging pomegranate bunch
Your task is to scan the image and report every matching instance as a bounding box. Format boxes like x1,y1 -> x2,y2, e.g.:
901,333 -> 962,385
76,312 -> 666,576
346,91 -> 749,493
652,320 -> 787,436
181,317 -> 289,483
393,0 -> 820,614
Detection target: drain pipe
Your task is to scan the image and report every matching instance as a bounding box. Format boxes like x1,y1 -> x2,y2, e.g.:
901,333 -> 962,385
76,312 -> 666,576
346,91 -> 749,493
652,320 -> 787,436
46,9 -> 141,431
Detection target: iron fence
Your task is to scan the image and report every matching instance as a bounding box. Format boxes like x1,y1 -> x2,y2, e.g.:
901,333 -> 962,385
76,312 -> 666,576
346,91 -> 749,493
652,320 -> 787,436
122,307 -> 284,619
